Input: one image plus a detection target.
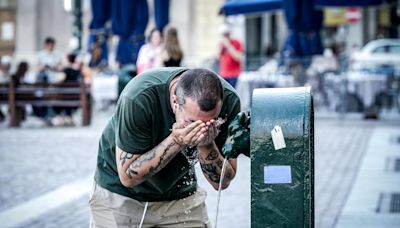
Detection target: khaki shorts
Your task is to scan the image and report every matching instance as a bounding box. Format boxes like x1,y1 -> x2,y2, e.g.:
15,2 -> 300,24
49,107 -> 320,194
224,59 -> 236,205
89,182 -> 211,228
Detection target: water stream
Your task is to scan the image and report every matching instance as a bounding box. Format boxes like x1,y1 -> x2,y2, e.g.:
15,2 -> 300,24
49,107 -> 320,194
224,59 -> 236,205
214,157 -> 229,228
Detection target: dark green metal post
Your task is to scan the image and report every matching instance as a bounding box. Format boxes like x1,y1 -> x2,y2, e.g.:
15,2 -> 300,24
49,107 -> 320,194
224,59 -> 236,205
251,87 -> 314,228
73,0 -> 82,52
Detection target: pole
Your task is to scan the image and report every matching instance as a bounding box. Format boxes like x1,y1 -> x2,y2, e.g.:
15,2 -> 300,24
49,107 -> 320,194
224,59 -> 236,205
73,0 -> 82,53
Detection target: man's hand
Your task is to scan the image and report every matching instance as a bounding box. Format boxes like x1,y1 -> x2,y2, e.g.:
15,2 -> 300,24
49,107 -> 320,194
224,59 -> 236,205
197,119 -> 222,147
171,120 -> 207,147
222,112 -> 251,158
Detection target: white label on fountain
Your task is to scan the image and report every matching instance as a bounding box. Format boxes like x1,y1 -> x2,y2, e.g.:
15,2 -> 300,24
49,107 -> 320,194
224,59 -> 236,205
264,165 -> 292,184
271,125 -> 286,150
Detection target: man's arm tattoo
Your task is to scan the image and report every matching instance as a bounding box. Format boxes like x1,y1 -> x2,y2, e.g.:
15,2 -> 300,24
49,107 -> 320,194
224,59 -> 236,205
201,163 -> 220,183
143,142 -> 176,179
205,148 -> 219,161
120,152 -> 134,167
200,159 -> 233,183
125,142 -> 176,180
125,145 -> 158,179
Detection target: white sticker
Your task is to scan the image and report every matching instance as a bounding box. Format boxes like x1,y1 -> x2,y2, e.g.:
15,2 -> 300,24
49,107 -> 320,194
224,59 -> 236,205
264,165 -> 292,184
271,125 -> 286,150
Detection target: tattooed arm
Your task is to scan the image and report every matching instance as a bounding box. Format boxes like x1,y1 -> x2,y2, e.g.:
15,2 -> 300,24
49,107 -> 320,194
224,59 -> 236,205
116,120 -> 207,187
116,135 -> 182,187
198,142 -> 237,190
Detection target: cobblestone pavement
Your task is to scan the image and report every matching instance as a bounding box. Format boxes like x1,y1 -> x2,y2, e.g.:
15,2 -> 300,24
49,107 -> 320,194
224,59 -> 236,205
1,111 -> 398,227
314,119 -> 373,228
0,111 -> 108,213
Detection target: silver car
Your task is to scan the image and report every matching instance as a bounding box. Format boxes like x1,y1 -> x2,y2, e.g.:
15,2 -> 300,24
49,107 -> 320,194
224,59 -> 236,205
350,39 -> 400,70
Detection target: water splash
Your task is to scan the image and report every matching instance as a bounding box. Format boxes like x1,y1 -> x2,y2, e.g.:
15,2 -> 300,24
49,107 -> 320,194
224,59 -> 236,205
215,117 -> 226,128
214,157 -> 228,228
181,117 -> 226,167
182,146 -> 199,166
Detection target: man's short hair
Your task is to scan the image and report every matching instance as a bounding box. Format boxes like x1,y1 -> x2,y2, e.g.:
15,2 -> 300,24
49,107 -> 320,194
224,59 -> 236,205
67,53 -> 76,63
45,37 -> 55,45
175,69 -> 223,112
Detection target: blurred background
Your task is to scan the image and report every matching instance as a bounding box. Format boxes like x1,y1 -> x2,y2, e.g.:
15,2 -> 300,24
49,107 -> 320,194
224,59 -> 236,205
0,0 -> 399,227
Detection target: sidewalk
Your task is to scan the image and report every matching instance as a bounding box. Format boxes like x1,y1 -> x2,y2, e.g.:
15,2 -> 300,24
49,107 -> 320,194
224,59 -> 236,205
0,111 -> 399,227
336,126 -> 400,227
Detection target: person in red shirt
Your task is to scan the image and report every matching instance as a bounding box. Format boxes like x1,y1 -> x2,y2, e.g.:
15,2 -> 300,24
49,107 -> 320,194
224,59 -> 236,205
219,25 -> 243,88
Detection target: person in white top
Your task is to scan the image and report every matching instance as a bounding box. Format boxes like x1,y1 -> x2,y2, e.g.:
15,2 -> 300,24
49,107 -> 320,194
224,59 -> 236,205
36,37 -> 62,83
136,29 -> 163,75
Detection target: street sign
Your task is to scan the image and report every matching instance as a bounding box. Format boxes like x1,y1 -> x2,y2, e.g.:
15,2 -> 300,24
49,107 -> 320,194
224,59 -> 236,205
345,7 -> 361,24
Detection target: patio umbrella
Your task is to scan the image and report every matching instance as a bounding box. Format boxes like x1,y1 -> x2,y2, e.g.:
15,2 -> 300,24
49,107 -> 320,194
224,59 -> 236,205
89,0 -> 170,66
220,0 -> 282,16
88,33 -> 109,67
89,0 -> 111,67
90,0 -> 111,30
112,0 -> 149,65
282,0 -> 323,64
154,0 -> 170,30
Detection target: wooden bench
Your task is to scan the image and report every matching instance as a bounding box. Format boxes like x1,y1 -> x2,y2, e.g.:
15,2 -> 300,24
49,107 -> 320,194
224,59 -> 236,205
0,80 -> 91,127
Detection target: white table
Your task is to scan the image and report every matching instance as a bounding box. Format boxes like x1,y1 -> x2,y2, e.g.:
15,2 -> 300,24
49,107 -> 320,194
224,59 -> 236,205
235,71 -> 294,111
91,73 -> 118,109
346,71 -> 387,107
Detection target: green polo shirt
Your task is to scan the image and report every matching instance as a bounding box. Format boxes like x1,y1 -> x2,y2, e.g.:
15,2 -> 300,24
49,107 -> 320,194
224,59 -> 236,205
95,67 -> 240,202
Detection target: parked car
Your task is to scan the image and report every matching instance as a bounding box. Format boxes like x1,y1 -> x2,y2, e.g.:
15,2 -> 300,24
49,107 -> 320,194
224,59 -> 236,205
350,39 -> 400,70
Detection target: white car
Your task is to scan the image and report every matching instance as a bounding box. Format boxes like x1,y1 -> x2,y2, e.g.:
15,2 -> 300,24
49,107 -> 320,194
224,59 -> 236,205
350,39 -> 400,70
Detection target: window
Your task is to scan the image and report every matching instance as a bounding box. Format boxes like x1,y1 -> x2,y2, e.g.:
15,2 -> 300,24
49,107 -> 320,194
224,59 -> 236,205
388,45 -> 400,54
0,0 -> 16,9
372,46 -> 388,54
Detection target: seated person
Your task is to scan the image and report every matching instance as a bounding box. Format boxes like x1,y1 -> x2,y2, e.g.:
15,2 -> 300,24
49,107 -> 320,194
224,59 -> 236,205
36,37 -> 62,83
32,37 -> 62,122
52,53 -> 82,126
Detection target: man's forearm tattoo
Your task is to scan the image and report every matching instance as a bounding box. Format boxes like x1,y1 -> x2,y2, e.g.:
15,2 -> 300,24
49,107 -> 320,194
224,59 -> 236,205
126,168 -> 138,178
143,142 -> 176,179
126,145 -> 158,179
205,148 -> 219,161
201,159 -> 233,183
201,163 -> 220,183
125,142 -> 176,180
120,152 -> 134,167
215,159 -> 223,168
217,159 -> 234,179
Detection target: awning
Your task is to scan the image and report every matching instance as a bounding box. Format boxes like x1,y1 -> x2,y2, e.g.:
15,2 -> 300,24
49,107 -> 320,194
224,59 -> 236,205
221,0 -> 282,16
314,0 -> 383,7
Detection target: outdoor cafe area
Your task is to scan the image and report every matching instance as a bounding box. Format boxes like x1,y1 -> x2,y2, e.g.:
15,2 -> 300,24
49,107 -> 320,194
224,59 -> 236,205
234,58 -> 400,118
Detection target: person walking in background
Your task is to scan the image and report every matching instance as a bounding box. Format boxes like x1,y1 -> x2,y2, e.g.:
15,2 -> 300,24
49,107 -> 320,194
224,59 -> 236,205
156,26 -> 183,67
136,28 -> 163,75
218,24 -> 243,88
